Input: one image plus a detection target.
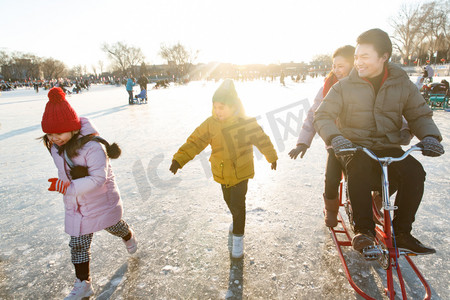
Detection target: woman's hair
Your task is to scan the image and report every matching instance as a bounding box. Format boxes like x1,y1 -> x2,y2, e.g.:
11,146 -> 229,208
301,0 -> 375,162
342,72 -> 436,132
333,45 -> 356,65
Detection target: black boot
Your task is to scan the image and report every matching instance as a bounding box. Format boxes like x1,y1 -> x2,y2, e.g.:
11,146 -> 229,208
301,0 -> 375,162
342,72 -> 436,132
394,232 -> 436,255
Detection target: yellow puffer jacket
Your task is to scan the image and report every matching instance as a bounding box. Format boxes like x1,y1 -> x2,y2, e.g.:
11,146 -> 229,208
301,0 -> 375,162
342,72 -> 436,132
173,115 -> 278,187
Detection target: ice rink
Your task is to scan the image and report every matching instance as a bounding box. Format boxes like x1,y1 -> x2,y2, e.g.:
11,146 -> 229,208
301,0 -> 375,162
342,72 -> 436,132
0,78 -> 449,299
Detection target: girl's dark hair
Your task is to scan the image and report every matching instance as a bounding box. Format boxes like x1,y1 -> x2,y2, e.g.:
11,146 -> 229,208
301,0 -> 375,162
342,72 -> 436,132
333,45 -> 356,65
40,134 -> 52,152
39,133 -> 121,160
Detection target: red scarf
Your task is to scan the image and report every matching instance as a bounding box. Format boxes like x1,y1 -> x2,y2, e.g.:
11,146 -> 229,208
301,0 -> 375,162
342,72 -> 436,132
323,73 -> 338,98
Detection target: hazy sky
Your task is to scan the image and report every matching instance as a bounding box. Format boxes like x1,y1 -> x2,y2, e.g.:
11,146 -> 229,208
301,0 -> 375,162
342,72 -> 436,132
1,0 -> 425,69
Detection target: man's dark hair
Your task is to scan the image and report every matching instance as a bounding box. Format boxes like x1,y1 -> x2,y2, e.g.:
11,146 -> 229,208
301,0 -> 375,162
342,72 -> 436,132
333,45 -> 356,65
357,28 -> 392,60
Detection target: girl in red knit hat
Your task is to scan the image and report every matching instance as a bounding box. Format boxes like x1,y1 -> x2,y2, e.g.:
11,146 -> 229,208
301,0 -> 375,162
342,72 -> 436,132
40,87 -> 137,300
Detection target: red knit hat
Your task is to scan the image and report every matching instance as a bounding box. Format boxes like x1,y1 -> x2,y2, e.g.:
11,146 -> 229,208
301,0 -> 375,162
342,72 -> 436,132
41,87 -> 81,133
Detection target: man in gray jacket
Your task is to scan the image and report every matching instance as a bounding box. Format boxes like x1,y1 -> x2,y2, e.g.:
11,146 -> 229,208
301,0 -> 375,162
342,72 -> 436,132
314,28 -> 444,255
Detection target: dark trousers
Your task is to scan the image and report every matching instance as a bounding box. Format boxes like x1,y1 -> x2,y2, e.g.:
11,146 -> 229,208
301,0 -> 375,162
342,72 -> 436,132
324,148 -> 343,199
221,180 -> 248,235
127,90 -> 133,103
339,148 -> 426,234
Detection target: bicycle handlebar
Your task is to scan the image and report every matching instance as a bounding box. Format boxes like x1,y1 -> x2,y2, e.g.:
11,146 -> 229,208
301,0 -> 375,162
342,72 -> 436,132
336,145 -> 423,164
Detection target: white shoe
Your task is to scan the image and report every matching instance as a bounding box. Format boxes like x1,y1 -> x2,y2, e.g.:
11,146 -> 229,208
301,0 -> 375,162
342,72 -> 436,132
123,229 -> 138,254
232,235 -> 244,258
64,278 -> 94,300
229,223 -> 233,234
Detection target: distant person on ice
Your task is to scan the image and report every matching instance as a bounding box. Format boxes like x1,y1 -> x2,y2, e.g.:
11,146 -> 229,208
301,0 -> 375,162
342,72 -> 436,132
137,75 -> 149,91
40,87 -> 138,299
423,63 -> 434,82
126,77 -> 135,104
169,79 -> 278,259
314,28 -> 444,255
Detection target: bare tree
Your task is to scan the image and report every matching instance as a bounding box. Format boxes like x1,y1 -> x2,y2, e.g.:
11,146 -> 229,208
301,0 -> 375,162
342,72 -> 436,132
389,3 -> 424,63
11,52 -> 41,80
98,60 -> 104,75
159,42 -> 199,78
91,64 -> 97,78
0,51 -> 40,80
68,65 -> 83,78
41,58 -> 67,79
101,42 -> 145,76
391,0 -> 450,63
0,50 -> 11,66
309,54 -> 332,69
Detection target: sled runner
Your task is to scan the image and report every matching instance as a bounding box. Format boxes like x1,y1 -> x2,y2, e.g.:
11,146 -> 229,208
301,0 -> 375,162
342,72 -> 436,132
329,146 -> 432,300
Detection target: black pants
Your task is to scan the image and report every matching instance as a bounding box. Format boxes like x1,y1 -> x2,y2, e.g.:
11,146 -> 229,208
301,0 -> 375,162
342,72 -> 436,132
324,148 -> 343,199
221,180 -> 248,235
127,90 -> 133,103
339,148 -> 426,234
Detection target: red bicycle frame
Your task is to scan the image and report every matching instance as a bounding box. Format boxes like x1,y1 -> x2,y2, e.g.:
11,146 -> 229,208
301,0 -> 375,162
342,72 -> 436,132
329,146 -> 432,300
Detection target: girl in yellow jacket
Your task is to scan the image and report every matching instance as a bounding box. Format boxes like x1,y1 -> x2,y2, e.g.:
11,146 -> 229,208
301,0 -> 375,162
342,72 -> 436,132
169,79 -> 278,258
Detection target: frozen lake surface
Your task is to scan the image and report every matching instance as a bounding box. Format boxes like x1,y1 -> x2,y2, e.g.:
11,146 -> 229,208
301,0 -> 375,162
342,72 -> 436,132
0,78 -> 449,299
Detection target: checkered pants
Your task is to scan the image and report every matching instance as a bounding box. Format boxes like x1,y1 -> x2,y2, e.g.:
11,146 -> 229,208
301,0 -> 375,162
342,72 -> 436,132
69,219 -> 131,264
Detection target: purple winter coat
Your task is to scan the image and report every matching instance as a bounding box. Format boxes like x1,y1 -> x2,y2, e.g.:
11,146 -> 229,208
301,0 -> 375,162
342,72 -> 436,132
50,117 -> 123,237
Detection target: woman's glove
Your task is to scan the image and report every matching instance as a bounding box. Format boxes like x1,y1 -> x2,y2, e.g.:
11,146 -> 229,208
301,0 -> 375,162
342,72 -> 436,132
169,160 -> 181,174
48,178 -> 70,195
288,144 -> 308,159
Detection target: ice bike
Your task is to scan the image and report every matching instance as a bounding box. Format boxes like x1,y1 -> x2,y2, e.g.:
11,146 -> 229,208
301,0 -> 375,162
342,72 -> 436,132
329,145 -> 432,300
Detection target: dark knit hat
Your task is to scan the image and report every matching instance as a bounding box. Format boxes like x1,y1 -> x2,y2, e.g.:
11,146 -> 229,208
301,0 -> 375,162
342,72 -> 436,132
41,87 -> 81,133
212,79 -> 239,105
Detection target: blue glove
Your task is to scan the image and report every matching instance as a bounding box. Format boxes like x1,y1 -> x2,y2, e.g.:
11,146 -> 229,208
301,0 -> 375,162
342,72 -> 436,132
418,136 -> 444,157
331,136 -> 354,156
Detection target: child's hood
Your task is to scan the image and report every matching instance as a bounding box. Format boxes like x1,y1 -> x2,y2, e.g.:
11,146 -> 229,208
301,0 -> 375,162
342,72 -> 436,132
79,117 -> 99,136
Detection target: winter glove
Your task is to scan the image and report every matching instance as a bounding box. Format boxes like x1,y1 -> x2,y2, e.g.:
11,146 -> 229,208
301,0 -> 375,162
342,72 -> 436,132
271,161 -> 277,170
417,136 -> 444,157
48,178 -> 70,195
288,144 -> 308,159
331,135 -> 354,157
169,160 -> 181,174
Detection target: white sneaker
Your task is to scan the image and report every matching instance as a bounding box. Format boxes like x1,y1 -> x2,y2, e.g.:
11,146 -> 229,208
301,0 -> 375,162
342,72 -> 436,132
229,223 -> 233,234
232,235 -> 244,258
123,229 -> 138,254
64,278 -> 94,300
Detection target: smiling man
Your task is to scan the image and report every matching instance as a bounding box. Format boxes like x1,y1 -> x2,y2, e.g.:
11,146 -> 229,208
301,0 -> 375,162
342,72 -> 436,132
313,28 -> 444,255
